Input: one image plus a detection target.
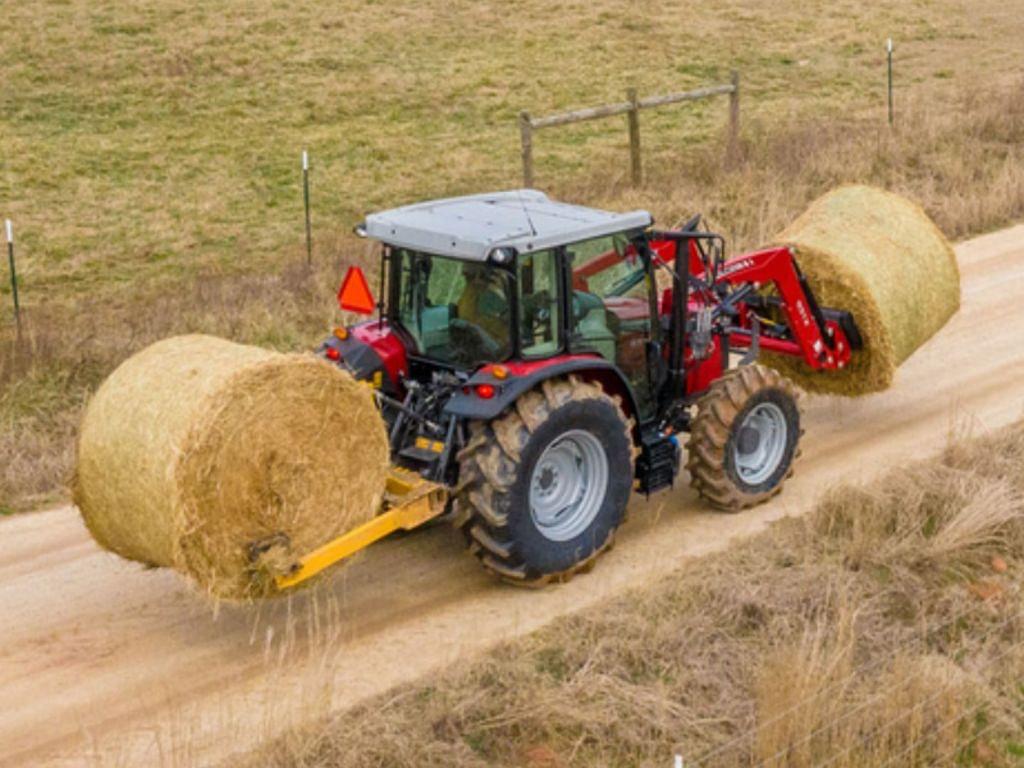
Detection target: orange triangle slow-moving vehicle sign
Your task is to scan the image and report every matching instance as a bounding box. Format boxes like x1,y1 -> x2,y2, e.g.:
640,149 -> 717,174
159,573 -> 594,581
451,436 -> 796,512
338,266 -> 375,314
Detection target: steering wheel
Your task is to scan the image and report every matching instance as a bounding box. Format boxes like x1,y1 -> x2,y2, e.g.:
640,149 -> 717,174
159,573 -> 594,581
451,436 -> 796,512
449,319 -> 502,364
521,289 -> 553,335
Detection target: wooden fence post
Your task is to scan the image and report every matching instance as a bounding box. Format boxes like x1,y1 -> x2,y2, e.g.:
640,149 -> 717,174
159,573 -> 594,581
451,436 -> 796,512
727,70 -> 741,165
519,111 -> 534,187
626,87 -> 642,186
520,77 -> 739,184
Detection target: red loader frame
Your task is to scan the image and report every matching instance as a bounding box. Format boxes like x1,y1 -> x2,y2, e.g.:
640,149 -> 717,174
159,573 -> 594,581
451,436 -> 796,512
649,228 -> 860,405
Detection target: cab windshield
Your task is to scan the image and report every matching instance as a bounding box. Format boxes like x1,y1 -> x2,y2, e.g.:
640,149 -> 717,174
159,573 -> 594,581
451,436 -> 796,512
394,249 -> 513,367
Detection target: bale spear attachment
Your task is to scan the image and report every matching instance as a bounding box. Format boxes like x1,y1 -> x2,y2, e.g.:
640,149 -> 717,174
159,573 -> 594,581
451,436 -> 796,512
249,467 -> 448,591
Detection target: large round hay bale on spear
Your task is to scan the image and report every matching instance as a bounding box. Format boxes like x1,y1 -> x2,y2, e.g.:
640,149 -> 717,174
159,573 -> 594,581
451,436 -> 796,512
73,334 -> 390,599
768,184 -> 960,396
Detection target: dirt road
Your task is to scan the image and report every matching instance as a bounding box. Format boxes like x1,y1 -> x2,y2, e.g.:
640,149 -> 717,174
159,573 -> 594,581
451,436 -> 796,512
3,225 -> 1023,767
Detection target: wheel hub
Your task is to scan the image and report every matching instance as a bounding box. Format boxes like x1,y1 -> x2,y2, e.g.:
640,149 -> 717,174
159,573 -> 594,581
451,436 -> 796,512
737,425 -> 761,455
732,402 -> 788,486
529,430 -> 609,542
537,466 -> 558,492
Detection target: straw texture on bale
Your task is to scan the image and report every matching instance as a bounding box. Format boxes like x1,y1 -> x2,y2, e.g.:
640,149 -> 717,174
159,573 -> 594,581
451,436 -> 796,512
769,184 -> 960,395
73,334 -> 389,599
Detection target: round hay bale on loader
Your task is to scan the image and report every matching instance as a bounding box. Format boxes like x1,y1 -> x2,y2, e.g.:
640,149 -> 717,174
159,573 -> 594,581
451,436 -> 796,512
73,334 -> 389,600
769,184 -> 960,396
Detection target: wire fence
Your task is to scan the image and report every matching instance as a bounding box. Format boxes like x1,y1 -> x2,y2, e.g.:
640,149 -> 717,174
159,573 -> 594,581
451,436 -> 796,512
518,74 -> 740,188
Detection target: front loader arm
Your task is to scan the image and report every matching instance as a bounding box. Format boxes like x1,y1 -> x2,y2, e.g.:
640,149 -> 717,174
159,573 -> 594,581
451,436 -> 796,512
715,246 -> 857,372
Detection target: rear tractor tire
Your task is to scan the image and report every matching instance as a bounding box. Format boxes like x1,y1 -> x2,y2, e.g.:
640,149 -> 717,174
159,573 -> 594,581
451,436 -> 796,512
454,376 -> 634,586
686,365 -> 801,511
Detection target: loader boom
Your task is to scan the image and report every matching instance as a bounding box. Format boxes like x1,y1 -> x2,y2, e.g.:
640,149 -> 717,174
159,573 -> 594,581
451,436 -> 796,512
715,245 -> 857,371
648,231 -> 860,417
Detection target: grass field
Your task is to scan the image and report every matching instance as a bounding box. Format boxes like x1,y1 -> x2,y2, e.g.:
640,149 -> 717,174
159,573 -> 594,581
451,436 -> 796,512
2,0 -> 1022,300
245,422 -> 1024,767
2,0 -> 1024,511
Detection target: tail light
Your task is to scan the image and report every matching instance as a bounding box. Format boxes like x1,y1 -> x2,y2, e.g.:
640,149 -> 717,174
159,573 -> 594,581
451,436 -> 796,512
475,384 -> 496,399
325,347 -> 341,362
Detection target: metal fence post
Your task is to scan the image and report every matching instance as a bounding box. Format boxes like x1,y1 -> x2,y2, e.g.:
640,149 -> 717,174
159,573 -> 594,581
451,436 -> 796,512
5,219 -> 19,326
302,150 -> 313,267
886,39 -> 894,126
627,87 -> 642,186
519,111 -> 534,187
727,70 -> 741,165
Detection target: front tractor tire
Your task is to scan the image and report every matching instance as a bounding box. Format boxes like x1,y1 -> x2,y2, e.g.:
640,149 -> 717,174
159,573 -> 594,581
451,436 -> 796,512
686,365 -> 801,511
454,376 -> 634,586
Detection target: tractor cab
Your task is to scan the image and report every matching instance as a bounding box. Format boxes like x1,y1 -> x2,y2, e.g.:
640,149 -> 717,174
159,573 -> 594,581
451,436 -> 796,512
339,190 -> 663,422
390,234 -> 654,368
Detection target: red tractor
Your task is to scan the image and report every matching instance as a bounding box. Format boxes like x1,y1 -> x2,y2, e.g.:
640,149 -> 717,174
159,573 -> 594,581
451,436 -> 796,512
320,190 -> 861,585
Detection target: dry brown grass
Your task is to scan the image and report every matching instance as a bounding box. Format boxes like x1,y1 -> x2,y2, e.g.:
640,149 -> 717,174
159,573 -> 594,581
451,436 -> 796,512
577,82 -> 1024,251
239,421 -> 1024,768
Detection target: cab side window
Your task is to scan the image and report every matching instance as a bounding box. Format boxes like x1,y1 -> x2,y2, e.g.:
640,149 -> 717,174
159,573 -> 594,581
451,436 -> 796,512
517,249 -> 561,358
396,249 -> 513,367
567,234 -> 656,418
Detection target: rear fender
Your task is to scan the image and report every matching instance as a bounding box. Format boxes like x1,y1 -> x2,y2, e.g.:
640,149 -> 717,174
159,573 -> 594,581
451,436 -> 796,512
444,357 -> 641,430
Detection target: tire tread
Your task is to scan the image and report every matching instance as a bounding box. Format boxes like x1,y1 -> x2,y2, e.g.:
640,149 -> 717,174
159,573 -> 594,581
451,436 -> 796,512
454,376 -> 633,586
685,365 -> 801,511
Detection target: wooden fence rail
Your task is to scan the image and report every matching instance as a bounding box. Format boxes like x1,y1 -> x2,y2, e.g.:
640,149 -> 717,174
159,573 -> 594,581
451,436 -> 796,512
518,71 -> 740,187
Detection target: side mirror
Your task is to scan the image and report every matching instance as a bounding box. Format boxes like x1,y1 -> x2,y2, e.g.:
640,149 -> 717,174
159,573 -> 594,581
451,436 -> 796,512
338,266 -> 376,315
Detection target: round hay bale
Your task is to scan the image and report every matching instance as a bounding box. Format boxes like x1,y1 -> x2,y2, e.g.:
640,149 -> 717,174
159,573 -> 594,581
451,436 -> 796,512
73,334 -> 390,599
768,184 -> 960,396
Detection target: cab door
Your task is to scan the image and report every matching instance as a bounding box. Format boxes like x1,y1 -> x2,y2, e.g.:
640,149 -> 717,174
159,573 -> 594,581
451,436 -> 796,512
562,233 -> 660,420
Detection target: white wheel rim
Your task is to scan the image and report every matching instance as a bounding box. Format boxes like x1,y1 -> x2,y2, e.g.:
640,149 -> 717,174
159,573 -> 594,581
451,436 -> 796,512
529,430 -> 609,542
732,402 -> 788,486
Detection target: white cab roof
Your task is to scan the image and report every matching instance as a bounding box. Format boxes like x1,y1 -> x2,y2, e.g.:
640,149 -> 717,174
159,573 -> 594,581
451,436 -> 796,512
363,190 -> 652,261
